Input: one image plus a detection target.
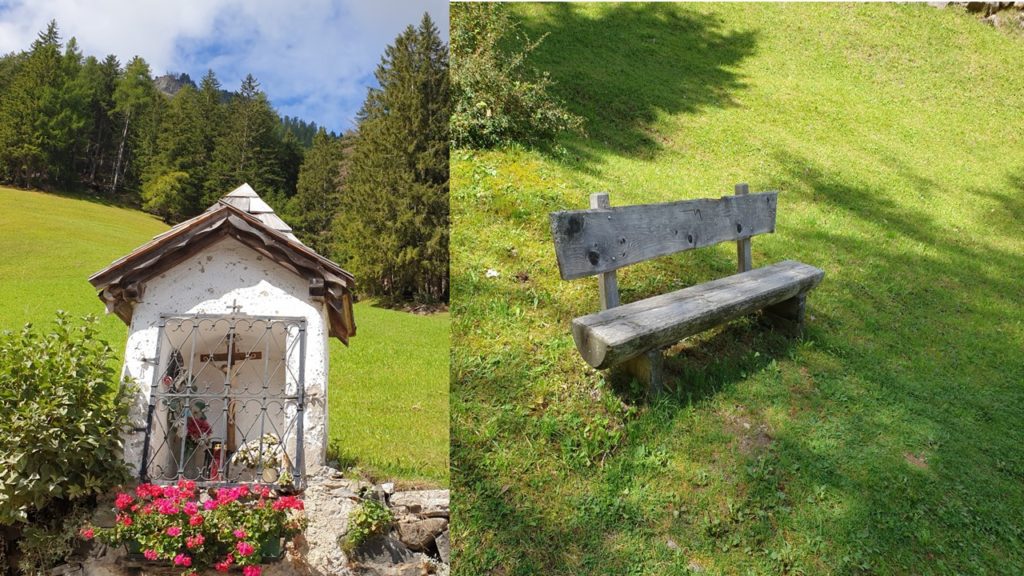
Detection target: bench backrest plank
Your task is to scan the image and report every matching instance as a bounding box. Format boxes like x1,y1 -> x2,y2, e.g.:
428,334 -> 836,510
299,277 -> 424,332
550,190 -> 778,280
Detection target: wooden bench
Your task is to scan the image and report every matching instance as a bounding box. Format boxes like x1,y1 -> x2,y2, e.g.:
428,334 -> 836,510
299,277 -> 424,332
549,184 -> 824,394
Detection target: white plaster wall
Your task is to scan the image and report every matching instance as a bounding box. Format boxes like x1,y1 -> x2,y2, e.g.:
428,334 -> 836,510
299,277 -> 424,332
119,236 -> 330,479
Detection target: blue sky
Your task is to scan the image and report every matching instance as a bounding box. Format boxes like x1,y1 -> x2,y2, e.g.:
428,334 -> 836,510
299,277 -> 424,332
0,0 -> 449,133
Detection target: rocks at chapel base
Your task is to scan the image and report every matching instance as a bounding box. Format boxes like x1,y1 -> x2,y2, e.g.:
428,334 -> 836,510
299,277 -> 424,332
301,476 -> 363,574
350,536 -> 417,565
388,490 -> 449,519
80,468 -> 449,576
434,532 -> 450,565
395,519 -> 448,552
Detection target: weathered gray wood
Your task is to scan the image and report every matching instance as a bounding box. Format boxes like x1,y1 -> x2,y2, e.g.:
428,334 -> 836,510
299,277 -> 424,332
572,260 -> 824,369
550,191 -> 777,280
615,350 -> 664,396
590,193 -> 621,309
735,183 -> 752,273
763,293 -> 807,335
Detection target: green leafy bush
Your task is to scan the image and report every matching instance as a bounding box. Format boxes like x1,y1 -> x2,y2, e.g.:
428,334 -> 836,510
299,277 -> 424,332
450,3 -> 582,148
0,312 -> 133,525
17,502 -> 91,575
341,499 -> 392,553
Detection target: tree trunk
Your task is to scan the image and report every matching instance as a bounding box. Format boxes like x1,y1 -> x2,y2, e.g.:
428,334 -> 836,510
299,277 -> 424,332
111,109 -> 131,195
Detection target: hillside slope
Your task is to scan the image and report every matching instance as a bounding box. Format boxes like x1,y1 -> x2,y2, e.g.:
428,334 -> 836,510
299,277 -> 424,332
0,186 -> 449,485
452,4 -> 1024,574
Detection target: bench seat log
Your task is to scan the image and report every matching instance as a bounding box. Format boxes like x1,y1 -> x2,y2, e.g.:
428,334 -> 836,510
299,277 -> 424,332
572,260 -> 824,370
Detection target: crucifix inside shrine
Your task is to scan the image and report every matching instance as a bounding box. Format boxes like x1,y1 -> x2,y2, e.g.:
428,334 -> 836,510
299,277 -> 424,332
198,309 -> 263,454
198,336 -> 263,367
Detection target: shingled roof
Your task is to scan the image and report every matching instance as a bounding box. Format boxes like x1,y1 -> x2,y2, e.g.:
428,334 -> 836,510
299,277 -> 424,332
89,184 -> 356,343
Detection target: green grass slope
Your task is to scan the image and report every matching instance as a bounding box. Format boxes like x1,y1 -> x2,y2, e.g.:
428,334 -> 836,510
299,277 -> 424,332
452,4 -> 1024,574
0,186 -> 449,486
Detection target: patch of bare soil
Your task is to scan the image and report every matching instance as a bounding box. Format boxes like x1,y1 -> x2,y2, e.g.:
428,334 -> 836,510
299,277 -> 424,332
904,452 -> 929,470
719,404 -> 773,456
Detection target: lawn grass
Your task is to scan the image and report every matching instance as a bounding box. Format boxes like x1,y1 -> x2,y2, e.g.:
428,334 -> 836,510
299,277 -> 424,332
0,185 -> 449,487
451,4 -> 1024,574
328,304 -> 450,486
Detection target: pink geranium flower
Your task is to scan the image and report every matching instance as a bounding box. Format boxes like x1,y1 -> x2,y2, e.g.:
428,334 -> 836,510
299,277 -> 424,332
135,483 -> 161,499
143,550 -> 158,561
156,498 -> 179,515
173,554 -> 192,567
183,501 -> 198,516
235,541 -> 255,557
233,529 -> 246,539
79,528 -> 94,540
114,493 -> 133,510
272,496 -> 304,511
243,565 -> 262,576
215,554 -> 234,572
166,526 -> 182,537
189,514 -> 204,526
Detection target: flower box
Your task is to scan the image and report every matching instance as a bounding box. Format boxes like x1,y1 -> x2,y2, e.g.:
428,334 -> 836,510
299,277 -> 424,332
259,537 -> 283,561
82,481 -> 305,576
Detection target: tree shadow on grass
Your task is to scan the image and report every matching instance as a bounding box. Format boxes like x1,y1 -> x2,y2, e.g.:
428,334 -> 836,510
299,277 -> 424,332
9,184 -> 143,211
750,152 -> 1024,571
515,3 -> 757,167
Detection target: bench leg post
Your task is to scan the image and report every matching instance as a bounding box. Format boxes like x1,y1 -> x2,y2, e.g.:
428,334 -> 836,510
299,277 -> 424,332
618,349 -> 665,397
764,293 -> 807,336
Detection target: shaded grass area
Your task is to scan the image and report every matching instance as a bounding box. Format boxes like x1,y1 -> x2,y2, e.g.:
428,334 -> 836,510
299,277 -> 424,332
451,3 -> 1024,574
0,185 -> 449,486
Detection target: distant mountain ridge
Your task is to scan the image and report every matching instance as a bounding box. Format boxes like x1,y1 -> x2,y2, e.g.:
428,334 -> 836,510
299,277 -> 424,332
153,73 -> 327,146
154,72 -> 197,96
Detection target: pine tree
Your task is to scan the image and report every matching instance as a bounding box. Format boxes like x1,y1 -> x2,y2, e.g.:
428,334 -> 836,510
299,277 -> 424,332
205,74 -> 284,203
143,85 -> 205,221
0,21 -> 68,188
111,56 -> 158,195
335,13 -> 450,303
195,70 -> 227,204
76,54 -> 121,190
292,128 -> 344,253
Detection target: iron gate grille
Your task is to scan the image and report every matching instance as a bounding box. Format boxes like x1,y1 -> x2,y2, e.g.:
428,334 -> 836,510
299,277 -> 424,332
140,315 -> 306,487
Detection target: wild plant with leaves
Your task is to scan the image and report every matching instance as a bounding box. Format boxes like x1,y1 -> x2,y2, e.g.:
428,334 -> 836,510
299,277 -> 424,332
0,312 -> 133,525
449,3 -> 582,148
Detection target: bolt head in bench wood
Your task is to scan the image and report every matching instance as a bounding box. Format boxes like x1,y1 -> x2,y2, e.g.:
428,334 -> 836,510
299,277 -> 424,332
571,260 -> 824,369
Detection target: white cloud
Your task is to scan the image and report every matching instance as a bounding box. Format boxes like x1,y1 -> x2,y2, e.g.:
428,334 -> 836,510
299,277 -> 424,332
0,0 -> 448,131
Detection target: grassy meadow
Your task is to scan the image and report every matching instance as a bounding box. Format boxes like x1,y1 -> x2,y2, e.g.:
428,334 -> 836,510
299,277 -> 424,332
451,3 -> 1024,574
0,186 -> 449,486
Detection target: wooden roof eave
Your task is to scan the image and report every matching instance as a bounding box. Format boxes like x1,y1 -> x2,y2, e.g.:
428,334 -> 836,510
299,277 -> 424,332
217,202 -> 354,286
89,201 -> 356,344
89,206 -> 232,288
